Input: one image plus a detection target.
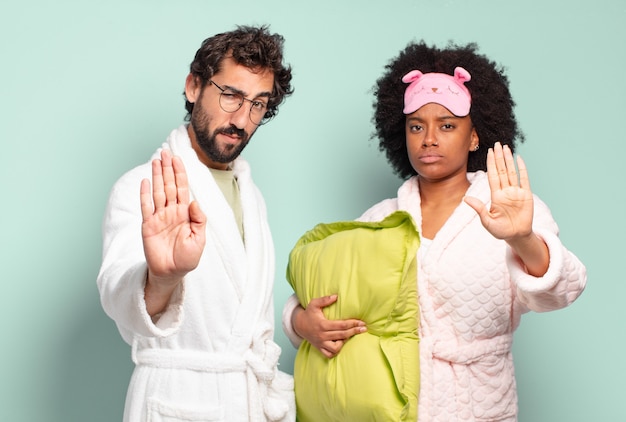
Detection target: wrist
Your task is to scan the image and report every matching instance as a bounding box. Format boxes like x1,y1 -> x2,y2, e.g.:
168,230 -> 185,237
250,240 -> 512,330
146,269 -> 184,290
506,232 -> 550,277
145,271 -> 182,316
505,230 -> 535,250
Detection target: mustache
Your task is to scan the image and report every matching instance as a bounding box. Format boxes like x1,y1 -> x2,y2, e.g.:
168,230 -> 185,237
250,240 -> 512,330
219,125 -> 246,139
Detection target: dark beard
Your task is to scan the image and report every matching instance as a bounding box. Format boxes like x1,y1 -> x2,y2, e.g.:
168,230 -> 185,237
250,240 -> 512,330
191,103 -> 250,164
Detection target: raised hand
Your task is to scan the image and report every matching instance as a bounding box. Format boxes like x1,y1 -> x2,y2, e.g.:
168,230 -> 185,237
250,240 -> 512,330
464,142 -> 533,241
465,142 -> 549,276
140,150 -> 207,315
292,295 -> 367,359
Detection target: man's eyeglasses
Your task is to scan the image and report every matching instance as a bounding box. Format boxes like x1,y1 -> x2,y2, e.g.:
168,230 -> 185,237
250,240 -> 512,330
209,80 -> 272,126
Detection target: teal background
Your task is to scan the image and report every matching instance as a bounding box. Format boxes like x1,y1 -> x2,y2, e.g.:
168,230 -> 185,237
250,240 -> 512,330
1,0 -> 623,420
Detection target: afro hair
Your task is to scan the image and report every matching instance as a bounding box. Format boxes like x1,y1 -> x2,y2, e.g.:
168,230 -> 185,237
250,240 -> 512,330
372,41 -> 524,179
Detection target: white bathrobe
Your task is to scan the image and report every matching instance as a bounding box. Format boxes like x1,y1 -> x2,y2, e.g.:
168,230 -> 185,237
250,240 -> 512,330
97,125 -> 295,422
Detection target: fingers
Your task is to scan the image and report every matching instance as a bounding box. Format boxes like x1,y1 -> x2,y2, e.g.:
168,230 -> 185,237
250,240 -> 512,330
485,146 -> 499,192
320,346 -> 338,359
308,294 -> 339,309
151,156 -> 166,210
150,150 -> 189,212
188,201 -> 207,231
516,155 -> 531,190
493,142 -> 512,187
502,143 -> 518,187
140,179 -> 153,222
319,322 -> 369,358
188,201 -> 207,259
488,142 -> 520,190
320,339 -> 345,359
294,294 -> 367,359
308,294 -> 366,338
316,319 -> 367,346
492,142 -> 507,186
172,155 -> 190,205
161,150 -> 177,207
325,318 -> 367,333
463,195 -> 486,217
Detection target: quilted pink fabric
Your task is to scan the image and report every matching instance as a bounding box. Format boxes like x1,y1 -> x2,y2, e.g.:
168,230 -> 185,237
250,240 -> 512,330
358,171 -> 586,421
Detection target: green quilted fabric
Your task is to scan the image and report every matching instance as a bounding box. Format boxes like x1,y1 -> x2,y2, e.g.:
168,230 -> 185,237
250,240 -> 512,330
286,211 -> 420,422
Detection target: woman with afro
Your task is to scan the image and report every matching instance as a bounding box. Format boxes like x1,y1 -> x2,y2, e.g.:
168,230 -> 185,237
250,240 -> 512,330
283,41 -> 587,420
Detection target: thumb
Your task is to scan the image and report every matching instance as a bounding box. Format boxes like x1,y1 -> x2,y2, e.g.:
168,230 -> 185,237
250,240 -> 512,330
310,294 -> 338,310
189,201 -> 207,227
188,201 -> 207,246
464,196 -> 487,217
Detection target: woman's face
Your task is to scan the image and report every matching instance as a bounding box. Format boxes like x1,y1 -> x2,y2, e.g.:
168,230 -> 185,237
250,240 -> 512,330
405,103 -> 479,183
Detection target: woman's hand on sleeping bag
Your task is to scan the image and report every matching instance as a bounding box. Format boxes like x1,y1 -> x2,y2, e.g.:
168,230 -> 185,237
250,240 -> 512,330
140,149 -> 207,316
292,295 -> 367,358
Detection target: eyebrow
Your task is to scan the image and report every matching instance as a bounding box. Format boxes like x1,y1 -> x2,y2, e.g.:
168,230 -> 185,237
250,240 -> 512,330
407,114 -> 459,123
222,83 -> 272,99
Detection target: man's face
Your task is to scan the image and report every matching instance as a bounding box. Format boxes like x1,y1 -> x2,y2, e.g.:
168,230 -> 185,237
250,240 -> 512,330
190,94 -> 250,166
185,57 -> 275,170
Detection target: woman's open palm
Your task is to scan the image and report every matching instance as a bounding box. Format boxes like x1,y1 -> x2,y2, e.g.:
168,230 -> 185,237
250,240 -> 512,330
464,142 -> 534,241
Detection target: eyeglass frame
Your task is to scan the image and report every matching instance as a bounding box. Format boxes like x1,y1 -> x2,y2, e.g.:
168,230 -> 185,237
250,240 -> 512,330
208,80 -> 273,126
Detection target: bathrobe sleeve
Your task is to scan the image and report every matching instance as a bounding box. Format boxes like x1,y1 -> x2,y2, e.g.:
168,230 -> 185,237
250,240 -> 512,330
281,294 -> 303,348
508,194 -> 587,313
97,163 -> 185,344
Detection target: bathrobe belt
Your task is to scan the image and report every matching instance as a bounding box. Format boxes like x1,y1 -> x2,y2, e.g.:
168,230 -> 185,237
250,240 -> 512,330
132,345 -> 276,382
132,342 -> 289,421
420,333 -> 515,420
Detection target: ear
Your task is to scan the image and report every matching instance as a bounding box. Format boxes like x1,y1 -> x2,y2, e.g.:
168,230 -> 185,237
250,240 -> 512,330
469,127 -> 480,151
184,73 -> 202,104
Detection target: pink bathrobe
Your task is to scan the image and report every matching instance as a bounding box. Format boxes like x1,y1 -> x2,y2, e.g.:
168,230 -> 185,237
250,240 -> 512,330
283,171 -> 586,421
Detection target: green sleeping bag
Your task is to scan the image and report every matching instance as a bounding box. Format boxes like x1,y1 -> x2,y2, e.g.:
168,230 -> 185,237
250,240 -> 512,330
286,211 -> 420,422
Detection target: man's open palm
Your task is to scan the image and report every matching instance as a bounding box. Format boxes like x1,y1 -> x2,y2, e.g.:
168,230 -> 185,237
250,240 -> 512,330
140,150 -> 206,285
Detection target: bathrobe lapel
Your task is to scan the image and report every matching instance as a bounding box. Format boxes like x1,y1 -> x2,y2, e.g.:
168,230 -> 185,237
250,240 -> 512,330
397,172 -> 490,262
166,126 -> 248,300
396,172 -> 491,339
229,157 -> 275,345
165,125 -> 274,350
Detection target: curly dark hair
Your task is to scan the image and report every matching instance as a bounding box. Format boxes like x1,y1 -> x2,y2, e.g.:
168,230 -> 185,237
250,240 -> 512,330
373,41 -> 524,179
184,25 -> 293,122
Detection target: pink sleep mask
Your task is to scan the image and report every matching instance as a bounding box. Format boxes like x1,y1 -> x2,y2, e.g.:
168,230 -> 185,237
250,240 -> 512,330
402,67 -> 472,116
